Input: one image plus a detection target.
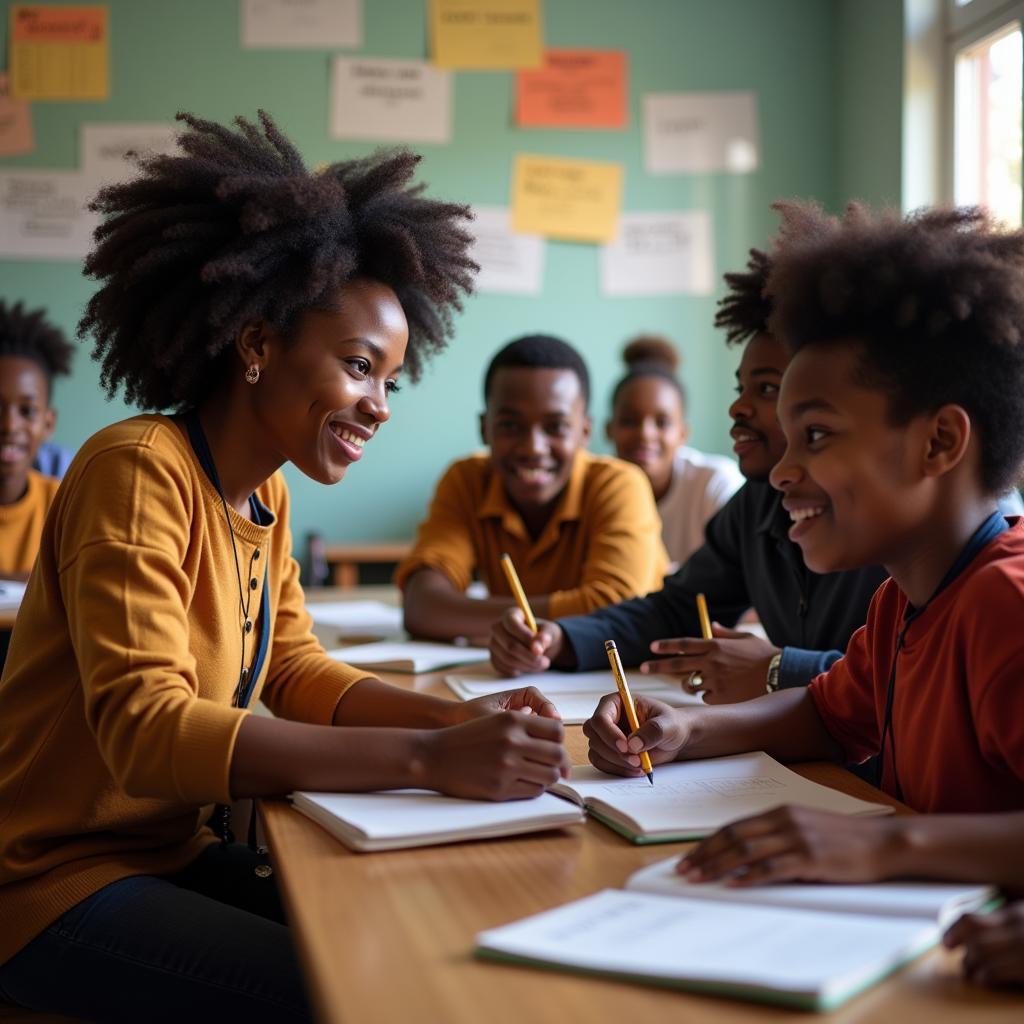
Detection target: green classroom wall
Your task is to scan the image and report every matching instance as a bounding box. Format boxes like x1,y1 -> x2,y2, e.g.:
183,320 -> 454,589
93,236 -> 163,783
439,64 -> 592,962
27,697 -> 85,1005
0,0 -> 903,551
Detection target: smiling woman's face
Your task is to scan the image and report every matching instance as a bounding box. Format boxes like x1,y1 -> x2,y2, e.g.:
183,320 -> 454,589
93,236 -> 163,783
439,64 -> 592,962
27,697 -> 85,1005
252,278 -> 409,485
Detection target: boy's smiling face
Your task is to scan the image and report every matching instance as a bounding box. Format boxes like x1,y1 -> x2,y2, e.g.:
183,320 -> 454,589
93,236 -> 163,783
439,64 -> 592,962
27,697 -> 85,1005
727,332 -> 789,481
481,366 -> 591,520
0,356 -> 55,499
770,343 -> 935,574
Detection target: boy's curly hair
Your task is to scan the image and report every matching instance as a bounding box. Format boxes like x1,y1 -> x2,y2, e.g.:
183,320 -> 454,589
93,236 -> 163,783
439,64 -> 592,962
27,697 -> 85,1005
714,248 -> 772,346
767,201 -> 1024,495
79,110 -> 478,410
0,300 -> 75,396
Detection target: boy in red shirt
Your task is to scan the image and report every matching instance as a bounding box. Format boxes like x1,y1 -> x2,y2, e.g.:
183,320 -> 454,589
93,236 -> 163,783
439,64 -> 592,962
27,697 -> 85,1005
584,202 -> 1024,990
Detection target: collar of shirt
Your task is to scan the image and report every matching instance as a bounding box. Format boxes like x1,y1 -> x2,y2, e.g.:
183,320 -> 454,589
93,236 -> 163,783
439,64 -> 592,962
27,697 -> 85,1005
477,450 -> 588,552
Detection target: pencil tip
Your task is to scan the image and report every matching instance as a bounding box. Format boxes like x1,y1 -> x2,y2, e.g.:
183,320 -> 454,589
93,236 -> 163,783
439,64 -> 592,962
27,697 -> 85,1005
646,773 -> 654,786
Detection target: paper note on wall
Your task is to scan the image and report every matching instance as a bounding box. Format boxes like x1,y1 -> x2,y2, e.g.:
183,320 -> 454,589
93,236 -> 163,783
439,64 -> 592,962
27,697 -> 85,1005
0,171 -> 99,260
644,92 -> 759,175
516,50 -> 626,129
9,4 -> 109,101
600,211 -> 714,297
80,123 -> 180,186
469,205 -> 544,295
330,58 -> 452,144
241,0 -> 361,49
0,74 -> 34,157
511,155 -> 622,244
430,0 -> 542,69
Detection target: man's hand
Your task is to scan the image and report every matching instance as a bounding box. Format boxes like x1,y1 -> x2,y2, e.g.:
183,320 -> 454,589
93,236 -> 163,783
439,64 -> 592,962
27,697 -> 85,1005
489,608 -> 565,676
642,624 -> 780,704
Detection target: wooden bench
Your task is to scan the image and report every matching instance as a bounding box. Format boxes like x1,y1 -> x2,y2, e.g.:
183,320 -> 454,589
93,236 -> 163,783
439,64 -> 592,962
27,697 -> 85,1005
322,541 -> 412,588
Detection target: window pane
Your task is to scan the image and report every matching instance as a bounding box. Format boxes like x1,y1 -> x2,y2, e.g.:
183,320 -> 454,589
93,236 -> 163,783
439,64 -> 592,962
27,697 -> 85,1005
954,24 -> 1022,227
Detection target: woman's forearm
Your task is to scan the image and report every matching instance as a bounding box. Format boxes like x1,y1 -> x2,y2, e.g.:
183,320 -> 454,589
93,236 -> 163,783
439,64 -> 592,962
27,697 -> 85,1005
230,713 -> 430,798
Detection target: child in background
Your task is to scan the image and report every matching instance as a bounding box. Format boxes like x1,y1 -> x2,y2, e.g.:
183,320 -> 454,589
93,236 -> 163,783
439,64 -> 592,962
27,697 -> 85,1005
397,335 -> 668,643
607,334 -> 742,567
0,111 -> 569,1023
583,203 -> 1024,991
0,300 -> 74,579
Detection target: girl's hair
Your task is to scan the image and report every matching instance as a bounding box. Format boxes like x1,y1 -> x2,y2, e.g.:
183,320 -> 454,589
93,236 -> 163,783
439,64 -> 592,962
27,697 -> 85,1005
611,334 -> 686,410
714,248 -> 772,346
0,300 -> 75,397
79,110 -> 478,410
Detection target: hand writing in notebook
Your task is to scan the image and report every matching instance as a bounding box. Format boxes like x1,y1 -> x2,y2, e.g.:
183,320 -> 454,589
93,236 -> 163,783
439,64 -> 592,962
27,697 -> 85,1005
677,804 -> 901,886
582,693 -> 689,776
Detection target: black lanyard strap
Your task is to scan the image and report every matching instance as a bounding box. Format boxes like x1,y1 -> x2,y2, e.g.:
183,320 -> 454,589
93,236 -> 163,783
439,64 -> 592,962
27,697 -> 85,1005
877,510 -> 1009,800
183,410 -> 272,709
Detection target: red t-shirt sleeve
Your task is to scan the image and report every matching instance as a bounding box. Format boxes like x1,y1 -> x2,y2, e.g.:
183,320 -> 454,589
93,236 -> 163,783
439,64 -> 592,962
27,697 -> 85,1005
807,587 -> 894,765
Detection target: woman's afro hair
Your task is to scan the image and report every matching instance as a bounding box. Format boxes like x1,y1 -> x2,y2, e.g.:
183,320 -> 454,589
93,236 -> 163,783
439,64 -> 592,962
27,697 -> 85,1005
79,110 -> 478,410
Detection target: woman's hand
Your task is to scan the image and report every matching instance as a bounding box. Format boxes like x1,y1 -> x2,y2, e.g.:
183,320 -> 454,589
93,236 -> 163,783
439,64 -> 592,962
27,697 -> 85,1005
460,685 -> 560,720
489,608 -> 565,676
422,711 -> 570,801
944,903 -> 1024,990
642,624 -> 779,704
582,693 -> 692,776
677,806 -> 903,884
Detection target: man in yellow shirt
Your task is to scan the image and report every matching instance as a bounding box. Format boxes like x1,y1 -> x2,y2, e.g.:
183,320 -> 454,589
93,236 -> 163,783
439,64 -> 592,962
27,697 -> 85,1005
398,335 -> 668,642
0,300 -> 74,579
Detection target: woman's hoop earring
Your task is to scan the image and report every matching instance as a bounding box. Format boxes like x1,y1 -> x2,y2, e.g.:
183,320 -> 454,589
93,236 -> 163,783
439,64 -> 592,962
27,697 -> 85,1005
245,364 -> 261,384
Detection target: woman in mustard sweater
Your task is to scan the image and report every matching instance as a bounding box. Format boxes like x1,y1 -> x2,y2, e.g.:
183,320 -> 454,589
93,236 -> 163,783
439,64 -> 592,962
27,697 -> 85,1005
0,111 -> 568,1023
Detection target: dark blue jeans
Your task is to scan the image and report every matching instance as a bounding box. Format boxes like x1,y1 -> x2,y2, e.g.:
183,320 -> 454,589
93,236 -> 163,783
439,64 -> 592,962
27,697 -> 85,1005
0,843 -> 313,1023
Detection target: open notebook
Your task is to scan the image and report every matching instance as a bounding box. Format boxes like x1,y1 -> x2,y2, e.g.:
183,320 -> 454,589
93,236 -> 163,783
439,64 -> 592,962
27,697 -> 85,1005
327,641 -> 489,673
0,578 -> 26,611
475,868 -> 996,1012
290,789 -> 585,852
550,751 -> 892,843
445,669 -> 701,724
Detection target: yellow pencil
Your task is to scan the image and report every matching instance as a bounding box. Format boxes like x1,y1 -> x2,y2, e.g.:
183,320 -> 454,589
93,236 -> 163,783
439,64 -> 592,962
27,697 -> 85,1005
696,592 -> 713,640
500,553 -> 537,634
604,640 -> 654,785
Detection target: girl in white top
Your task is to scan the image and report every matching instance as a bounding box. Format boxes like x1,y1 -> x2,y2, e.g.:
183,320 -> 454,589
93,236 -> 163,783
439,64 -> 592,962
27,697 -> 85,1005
607,336 -> 742,568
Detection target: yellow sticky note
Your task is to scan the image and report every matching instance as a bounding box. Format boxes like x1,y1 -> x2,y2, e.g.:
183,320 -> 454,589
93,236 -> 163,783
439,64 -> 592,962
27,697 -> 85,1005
511,154 -> 622,244
9,5 -> 109,101
430,0 -> 542,70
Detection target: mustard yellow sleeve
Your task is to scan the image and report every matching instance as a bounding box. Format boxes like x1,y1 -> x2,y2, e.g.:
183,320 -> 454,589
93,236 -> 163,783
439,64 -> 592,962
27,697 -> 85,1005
546,461 -> 668,619
58,445 -> 246,806
394,460 -> 477,593
259,475 -> 376,723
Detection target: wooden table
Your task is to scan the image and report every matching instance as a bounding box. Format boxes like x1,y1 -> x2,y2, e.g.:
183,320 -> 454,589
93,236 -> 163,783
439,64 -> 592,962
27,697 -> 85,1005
265,591 -> 1024,1023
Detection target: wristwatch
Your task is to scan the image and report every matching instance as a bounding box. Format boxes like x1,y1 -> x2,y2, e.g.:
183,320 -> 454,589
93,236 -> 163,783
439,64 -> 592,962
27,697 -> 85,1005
765,652 -> 782,693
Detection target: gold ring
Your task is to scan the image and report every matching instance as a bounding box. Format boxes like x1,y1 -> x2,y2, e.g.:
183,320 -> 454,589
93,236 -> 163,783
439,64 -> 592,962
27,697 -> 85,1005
688,671 -> 704,692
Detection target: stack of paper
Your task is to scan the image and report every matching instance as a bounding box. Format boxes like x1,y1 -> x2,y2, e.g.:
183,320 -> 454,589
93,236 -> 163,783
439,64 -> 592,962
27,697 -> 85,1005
291,788 -> 585,852
328,641 -> 489,674
307,599 -> 403,637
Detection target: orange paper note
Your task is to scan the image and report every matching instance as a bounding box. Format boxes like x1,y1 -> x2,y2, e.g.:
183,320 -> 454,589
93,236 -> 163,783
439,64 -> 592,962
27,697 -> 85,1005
9,5 -> 109,101
511,154 -> 622,244
516,50 -> 627,129
0,73 -> 34,157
